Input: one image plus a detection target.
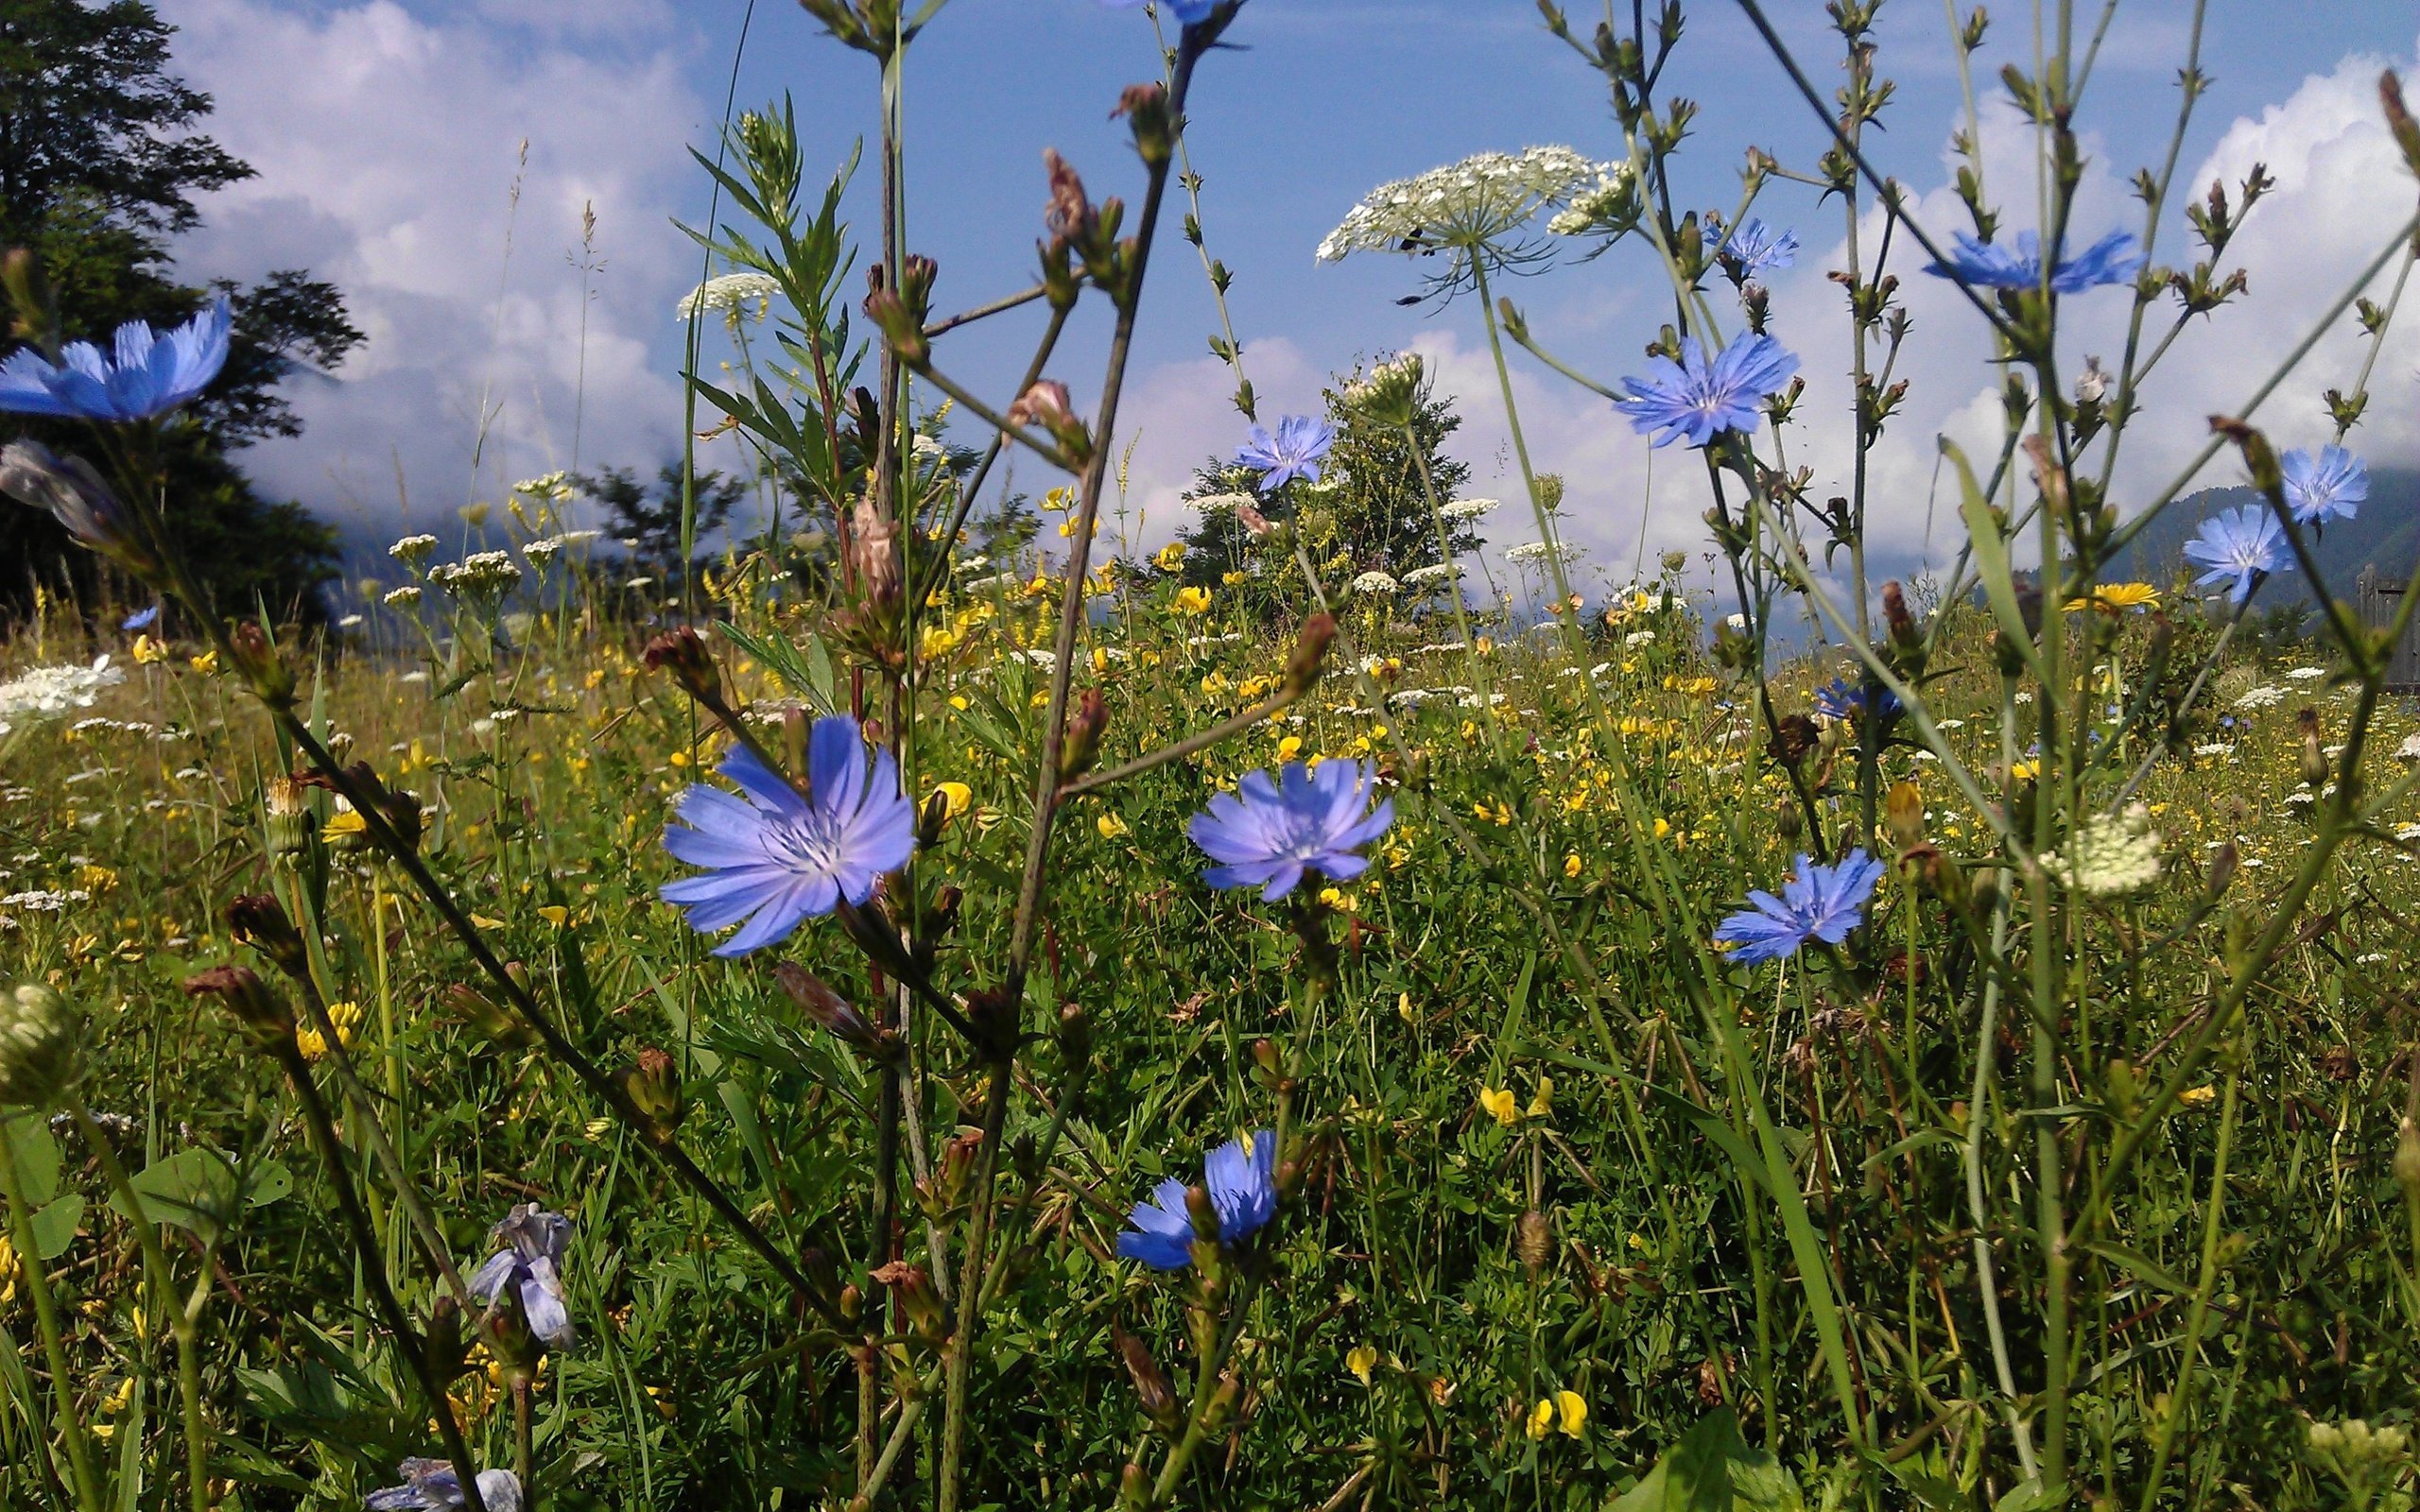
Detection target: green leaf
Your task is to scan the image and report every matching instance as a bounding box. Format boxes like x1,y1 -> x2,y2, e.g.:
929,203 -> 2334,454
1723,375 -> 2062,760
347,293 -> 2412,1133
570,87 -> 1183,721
2077,1239 -> 2193,1297
1609,1410 -> 1805,1512
28,1194 -> 82,1260
1942,438 -> 2045,680
2,1111 -> 61,1206
109,1148 -> 280,1238
715,621 -> 836,713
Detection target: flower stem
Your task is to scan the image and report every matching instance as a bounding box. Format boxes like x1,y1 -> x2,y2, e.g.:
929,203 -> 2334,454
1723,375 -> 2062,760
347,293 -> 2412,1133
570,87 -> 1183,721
0,1126 -> 100,1512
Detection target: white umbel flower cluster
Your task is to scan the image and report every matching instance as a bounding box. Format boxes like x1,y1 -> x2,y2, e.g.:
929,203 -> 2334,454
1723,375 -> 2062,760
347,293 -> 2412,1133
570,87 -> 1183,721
678,272 -> 781,320
1440,497 -> 1496,522
431,551 -> 525,593
522,530 -> 599,565
389,534 -> 439,565
1547,163 -> 1643,237
0,657 -> 126,738
1316,146 -> 1608,263
1349,570 -> 1400,596
1404,561 -> 1464,586
2043,804 -> 2163,898
1503,541 -> 1581,565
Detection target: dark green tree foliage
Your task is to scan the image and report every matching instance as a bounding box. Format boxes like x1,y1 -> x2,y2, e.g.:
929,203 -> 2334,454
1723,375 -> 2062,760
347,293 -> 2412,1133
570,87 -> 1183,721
1178,356 -> 1480,604
0,0 -> 362,622
579,463 -> 745,598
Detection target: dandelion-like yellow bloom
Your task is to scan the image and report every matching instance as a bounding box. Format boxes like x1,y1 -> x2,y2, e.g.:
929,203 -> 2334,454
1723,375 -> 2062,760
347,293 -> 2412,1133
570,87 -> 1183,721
297,1000 -> 365,1062
2066,581 -> 2161,613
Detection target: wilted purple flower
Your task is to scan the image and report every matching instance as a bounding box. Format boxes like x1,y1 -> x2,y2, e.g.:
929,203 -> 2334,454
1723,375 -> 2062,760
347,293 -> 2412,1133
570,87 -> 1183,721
1236,415 -> 1335,491
1615,332 -> 1799,449
1190,760 -> 1393,901
1715,216 -> 1798,279
366,1460 -> 522,1512
467,1203 -> 574,1349
659,719 -> 916,956
1714,849 -> 1884,965
1100,0 -> 1218,22
2279,444 -> 2366,525
0,297 -> 231,421
1116,1130 -> 1276,1271
1922,230 -> 2142,294
2182,504 -> 2290,606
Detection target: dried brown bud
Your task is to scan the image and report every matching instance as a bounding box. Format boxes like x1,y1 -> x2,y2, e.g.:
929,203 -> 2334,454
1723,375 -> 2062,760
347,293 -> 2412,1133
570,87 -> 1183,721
1114,1325 -> 1181,1429
622,1045 -> 686,1137
1060,688 -> 1108,780
184,965 -> 292,1046
643,627 -> 722,704
869,1259 -> 943,1336
772,963 -> 883,1054
230,621 -> 295,708
1042,149 -> 1097,251
1516,1211 -> 1552,1274
227,894 -> 309,979
1114,82 -> 1172,165
848,497 -> 902,608
1282,613 -> 1336,697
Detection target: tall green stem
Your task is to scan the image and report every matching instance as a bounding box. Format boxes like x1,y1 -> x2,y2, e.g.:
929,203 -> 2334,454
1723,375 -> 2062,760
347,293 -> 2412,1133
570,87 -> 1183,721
0,1128 -> 99,1512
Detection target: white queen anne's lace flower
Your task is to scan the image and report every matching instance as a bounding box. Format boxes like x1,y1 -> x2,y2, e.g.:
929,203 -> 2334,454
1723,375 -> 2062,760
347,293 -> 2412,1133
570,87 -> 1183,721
389,534 -> 439,565
1317,147 -> 1610,264
431,551 -> 525,593
1502,541 -> 1581,565
1349,570 -> 1400,596
0,658 -> 125,738
678,272 -> 781,320
1547,164 -> 1643,236
2042,805 -> 2163,898
2232,685 -> 2285,712
1440,497 -> 1496,522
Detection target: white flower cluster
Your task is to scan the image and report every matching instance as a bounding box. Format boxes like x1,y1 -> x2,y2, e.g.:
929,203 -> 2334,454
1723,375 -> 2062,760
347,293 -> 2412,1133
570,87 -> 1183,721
1440,498 -> 1496,522
1349,570 -> 1400,596
2232,685 -> 2285,712
384,586 -> 424,608
1403,561 -> 1463,586
0,658 -> 126,738
678,272 -> 781,319
1547,163 -> 1643,237
2043,805 -> 2163,898
389,534 -> 439,565
1191,491 -> 1261,514
1502,541 -> 1581,565
522,530 -> 598,565
431,552 -> 525,593
1317,146 -> 1608,263
2400,730 -> 2420,764
1,888 -> 90,912
2284,665 -> 2328,681
513,471 -> 575,502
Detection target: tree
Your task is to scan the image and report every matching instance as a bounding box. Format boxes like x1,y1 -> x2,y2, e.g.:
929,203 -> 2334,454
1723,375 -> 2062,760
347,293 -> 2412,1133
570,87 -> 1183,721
579,463 -> 747,599
0,0 -> 363,622
1176,355 -> 1482,610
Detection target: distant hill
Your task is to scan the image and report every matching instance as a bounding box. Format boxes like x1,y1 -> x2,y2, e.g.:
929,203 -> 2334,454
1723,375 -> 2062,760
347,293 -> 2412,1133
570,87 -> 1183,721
2115,465 -> 2420,606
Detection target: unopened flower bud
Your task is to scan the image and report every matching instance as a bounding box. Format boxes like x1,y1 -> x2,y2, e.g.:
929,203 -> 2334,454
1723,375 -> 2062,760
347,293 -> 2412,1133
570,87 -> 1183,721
772,963 -> 884,1054
1184,1183 -> 1219,1244
265,777 -> 315,857
184,965 -> 292,1047
1283,612 -> 1336,697
1042,149 -> 1098,253
227,894 -> 309,979
0,440 -> 151,572
622,1046 -> 686,1138
229,621 -> 294,708
870,1259 -> 944,1337
1057,1001 -> 1093,1067
643,627 -> 723,705
1774,799 -> 1804,841
1885,781 -> 1926,851
443,980 -> 537,1049
0,983 -> 81,1108
1005,380 -> 1091,461
1114,83 -> 1172,166
848,497 -> 902,609
1114,1324 -> 1181,1430
1516,1210 -> 1552,1274
1060,688 -> 1108,780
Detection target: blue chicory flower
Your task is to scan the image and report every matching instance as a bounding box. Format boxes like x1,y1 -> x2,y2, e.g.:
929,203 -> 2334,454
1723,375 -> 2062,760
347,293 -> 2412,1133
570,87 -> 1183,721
0,297 -> 232,421
1116,1130 -> 1277,1271
1189,759 -> 1394,901
1236,415 -> 1335,491
2182,503 -> 2290,606
1614,332 -> 1800,449
659,718 -> 916,956
366,1460 -> 523,1512
1101,0 -> 1219,20
467,1203 -> 575,1349
1713,849 -> 1885,965
1811,676 -> 1901,726
122,606 -> 159,631
1716,216 -> 1798,279
2278,444 -> 2366,526
1922,230 -> 2143,294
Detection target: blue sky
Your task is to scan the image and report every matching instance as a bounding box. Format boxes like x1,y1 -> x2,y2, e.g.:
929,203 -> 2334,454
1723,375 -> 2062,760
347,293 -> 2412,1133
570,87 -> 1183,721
164,0 -> 2420,585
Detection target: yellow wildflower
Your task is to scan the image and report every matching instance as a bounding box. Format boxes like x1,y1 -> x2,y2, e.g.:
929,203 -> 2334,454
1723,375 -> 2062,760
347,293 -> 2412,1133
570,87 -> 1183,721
131,633 -> 168,665
1276,734 -> 1305,764
189,648 -> 218,675
1563,852 -> 1582,879
2066,581 -> 2161,613
1527,1077 -> 1553,1119
2177,1085 -> 2218,1109
1221,571 -> 1246,586
1153,541 -> 1187,573
1346,1344 -> 1377,1385
933,782 -> 973,820
1173,586 -> 1212,616
297,1000 -> 364,1062
1555,1390 -> 1587,1436
1096,815 -> 1130,840
537,905 -> 570,927
1527,1400 -> 1556,1440
1478,1086 -> 1520,1127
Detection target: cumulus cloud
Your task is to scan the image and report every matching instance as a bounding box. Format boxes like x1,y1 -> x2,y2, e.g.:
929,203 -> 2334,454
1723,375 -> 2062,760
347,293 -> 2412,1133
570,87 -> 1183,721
161,0 -> 707,529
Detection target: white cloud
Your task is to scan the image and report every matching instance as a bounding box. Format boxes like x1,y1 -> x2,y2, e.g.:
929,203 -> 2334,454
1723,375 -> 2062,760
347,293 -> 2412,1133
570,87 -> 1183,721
161,0 -> 706,527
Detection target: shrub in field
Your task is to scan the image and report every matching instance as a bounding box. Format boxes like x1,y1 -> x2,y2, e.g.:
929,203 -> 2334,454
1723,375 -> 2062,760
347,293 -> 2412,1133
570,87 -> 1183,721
3,2 -> 2420,1510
